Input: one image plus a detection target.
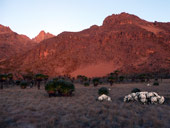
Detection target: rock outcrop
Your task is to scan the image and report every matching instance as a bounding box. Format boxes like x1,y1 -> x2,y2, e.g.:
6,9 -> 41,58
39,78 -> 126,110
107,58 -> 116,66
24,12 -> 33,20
32,31 -> 55,43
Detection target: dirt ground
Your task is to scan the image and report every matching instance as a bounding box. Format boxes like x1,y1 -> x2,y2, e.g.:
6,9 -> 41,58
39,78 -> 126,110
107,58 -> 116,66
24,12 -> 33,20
0,79 -> 170,128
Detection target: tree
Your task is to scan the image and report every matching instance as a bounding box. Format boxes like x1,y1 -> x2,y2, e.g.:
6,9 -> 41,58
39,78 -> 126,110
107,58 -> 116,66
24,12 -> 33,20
22,72 -> 34,88
93,78 -> 100,87
44,75 -> 49,84
110,70 -> 120,83
108,76 -> 115,86
0,74 -> 7,89
119,76 -> 125,82
35,74 -> 44,90
7,73 -> 13,86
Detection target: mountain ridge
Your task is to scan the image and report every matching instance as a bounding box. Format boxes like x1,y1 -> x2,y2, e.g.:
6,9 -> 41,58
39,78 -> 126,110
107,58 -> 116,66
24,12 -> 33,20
32,30 -> 55,43
0,13 -> 170,77
0,24 -> 37,61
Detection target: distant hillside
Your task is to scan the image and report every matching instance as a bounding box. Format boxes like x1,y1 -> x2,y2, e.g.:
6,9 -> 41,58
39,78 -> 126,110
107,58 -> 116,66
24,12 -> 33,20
0,13 -> 170,77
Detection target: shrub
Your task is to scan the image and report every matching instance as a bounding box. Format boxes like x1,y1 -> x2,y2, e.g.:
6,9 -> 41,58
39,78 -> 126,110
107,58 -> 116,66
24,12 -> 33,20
45,80 -> 56,97
82,76 -> 88,81
35,74 -> 44,81
84,82 -> 90,87
7,73 -> 13,80
93,78 -> 100,87
131,88 -> 141,93
53,77 -> 59,82
15,80 -> 20,85
0,74 -> 7,89
77,75 -> 88,83
44,75 -> 49,81
108,76 -> 115,86
0,74 -> 7,82
45,80 -> 56,91
56,80 -> 75,96
98,87 -> 109,96
153,80 -> 159,86
35,74 -> 44,89
119,76 -> 124,82
20,81 -> 28,89
138,74 -> 146,82
45,79 -> 75,97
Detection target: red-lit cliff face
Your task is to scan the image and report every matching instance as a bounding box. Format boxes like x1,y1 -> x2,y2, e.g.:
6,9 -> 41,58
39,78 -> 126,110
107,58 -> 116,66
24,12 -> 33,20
0,13 -> 170,77
0,24 -> 37,61
32,31 -> 55,43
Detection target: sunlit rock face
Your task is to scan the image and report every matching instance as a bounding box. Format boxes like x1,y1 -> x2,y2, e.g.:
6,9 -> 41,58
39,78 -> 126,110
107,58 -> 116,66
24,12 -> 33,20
0,13 -> 170,77
0,24 -> 37,61
32,31 -> 55,43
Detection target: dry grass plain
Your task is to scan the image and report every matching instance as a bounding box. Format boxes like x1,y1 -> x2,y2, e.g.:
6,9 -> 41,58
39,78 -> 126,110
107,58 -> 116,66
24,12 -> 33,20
0,80 -> 170,128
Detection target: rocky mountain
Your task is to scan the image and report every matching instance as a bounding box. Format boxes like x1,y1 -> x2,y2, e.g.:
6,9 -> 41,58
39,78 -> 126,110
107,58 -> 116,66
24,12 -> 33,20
0,24 -> 37,61
32,31 -> 55,43
0,13 -> 170,77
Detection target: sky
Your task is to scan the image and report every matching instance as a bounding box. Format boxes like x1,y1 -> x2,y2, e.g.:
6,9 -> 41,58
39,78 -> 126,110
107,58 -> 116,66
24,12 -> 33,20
0,0 -> 170,38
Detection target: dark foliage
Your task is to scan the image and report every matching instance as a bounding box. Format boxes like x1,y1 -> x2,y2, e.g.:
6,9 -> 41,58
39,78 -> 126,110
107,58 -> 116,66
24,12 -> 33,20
7,73 -> 13,80
0,74 -> 7,89
20,80 -> 28,89
153,79 -> 159,86
108,76 -> 115,86
35,74 -> 45,81
93,78 -> 100,87
153,82 -> 159,86
45,79 -> 75,97
56,79 -> 75,96
119,76 -> 124,82
84,82 -> 90,87
98,87 -> 109,96
53,77 -> 59,82
15,80 -> 21,85
45,80 -> 56,97
0,74 -> 7,82
131,88 -> 141,93
44,75 -> 49,81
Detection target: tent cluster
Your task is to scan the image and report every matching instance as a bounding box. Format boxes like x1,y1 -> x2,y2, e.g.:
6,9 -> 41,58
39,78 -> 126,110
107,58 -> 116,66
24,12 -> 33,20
98,94 -> 112,101
124,92 -> 165,104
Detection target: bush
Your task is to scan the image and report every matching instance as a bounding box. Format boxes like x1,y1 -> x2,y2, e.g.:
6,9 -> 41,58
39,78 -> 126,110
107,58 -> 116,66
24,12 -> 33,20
56,80 -> 75,96
153,78 -> 159,86
15,80 -> 20,85
153,81 -> 159,86
20,81 -> 28,89
45,79 -> 75,97
45,80 -> 56,91
53,77 -> 59,82
119,76 -> 124,82
45,80 -> 56,97
0,74 -> 7,82
84,82 -> 90,87
93,78 -> 100,87
7,73 -> 13,80
44,75 -> 49,81
35,74 -> 44,81
108,76 -> 115,86
131,88 -> 141,93
98,87 -> 109,96
77,75 -> 88,83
